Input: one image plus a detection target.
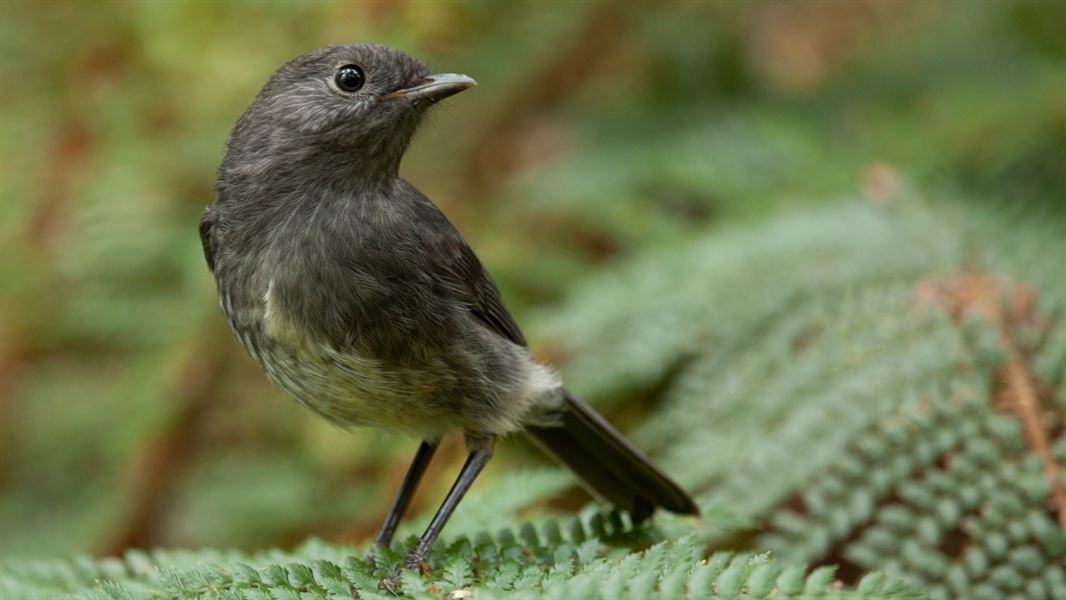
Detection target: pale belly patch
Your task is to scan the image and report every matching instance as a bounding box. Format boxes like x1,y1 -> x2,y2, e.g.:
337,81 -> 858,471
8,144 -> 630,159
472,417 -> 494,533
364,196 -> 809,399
255,341 -> 461,434
224,276 -> 562,436
249,279 -> 454,432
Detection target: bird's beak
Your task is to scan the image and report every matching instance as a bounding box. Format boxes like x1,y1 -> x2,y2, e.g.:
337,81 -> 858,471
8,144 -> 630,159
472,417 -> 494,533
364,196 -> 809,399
386,73 -> 476,104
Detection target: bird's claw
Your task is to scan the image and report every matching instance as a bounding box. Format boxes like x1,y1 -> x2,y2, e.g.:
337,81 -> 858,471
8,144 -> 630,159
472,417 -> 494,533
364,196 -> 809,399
380,575 -> 402,596
378,554 -> 428,596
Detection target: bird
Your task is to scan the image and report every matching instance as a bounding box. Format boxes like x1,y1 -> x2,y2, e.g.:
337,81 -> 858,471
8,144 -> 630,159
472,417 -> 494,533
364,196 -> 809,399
199,43 -> 698,585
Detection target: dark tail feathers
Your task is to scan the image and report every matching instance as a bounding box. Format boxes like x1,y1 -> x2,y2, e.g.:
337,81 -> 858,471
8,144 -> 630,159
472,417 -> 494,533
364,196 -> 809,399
523,389 -> 699,522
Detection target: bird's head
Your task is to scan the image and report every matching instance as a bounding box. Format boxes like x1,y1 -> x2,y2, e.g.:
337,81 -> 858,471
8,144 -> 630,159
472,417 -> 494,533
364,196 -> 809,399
221,44 -> 475,185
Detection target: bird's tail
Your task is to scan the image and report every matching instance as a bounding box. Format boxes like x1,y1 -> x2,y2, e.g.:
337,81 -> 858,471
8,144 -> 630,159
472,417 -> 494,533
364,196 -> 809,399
523,388 -> 699,522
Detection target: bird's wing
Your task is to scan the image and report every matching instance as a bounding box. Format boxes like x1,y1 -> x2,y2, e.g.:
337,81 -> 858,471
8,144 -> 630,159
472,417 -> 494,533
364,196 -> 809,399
447,241 -> 528,347
409,190 -> 527,348
199,208 -> 217,272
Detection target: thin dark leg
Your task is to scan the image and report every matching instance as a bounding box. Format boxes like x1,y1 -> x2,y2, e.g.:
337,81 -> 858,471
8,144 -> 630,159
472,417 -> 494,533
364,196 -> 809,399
375,439 -> 439,548
401,437 -> 495,569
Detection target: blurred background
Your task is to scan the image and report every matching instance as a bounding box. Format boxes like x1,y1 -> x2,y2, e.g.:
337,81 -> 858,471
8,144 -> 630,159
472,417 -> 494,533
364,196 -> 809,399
1,1 -> 1064,591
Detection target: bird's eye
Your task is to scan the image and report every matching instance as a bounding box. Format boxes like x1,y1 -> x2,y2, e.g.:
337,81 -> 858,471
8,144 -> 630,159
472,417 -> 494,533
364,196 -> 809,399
334,65 -> 365,92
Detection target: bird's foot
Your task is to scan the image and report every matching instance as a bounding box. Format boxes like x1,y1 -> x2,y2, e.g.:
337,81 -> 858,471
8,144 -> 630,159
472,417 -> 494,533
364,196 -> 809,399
380,575 -> 402,596
378,551 -> 428,596
402,552 -> 427,572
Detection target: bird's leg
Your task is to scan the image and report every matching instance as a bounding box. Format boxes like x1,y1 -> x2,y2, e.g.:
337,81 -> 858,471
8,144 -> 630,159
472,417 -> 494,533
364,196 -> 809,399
401,435 -> 495,570
375,439 -> 439,549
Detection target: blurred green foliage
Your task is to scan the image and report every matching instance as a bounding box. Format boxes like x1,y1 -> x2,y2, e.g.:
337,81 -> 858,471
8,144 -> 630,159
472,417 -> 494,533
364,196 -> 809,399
1,1 -> 1064,598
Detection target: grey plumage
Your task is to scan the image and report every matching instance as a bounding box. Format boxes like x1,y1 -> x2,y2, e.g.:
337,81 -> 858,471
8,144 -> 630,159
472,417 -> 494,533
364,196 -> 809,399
201,44 -> 696,575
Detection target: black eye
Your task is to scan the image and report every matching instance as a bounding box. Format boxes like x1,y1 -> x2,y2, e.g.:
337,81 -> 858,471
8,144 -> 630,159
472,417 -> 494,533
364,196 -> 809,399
335,64 -> 365,92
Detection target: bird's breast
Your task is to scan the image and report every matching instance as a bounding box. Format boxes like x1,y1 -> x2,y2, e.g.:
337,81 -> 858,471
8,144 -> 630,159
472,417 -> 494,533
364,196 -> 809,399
214,265 -> 462,433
